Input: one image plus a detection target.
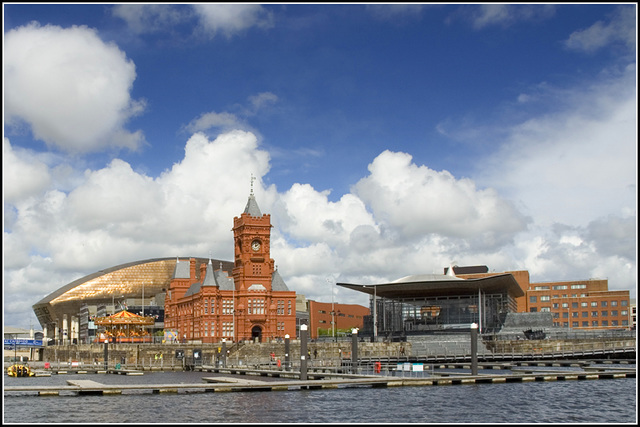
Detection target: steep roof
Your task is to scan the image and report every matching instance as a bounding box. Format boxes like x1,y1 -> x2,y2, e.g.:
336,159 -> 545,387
243,194 -> 262,217
271,269 -> 289,291
173,258 -> 191,279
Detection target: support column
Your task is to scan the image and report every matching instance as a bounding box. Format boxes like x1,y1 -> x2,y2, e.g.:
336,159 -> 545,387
62,315 -> 69,345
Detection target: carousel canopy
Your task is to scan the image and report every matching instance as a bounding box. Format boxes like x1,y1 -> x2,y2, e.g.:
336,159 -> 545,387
94,310 -> 155,326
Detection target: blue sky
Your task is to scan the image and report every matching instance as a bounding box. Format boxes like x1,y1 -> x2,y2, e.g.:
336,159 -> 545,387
3,4 -> 637,329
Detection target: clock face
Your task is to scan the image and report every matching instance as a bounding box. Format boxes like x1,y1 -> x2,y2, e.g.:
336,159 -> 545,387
251,240 -> 261,251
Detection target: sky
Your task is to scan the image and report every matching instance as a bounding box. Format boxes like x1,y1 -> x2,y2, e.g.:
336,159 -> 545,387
3,3 -> 637,330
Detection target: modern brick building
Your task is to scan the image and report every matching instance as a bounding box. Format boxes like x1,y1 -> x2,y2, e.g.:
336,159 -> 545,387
306,300 -> 370,339
164,190 -> 296,342
452,267 -> 632,331
524,279 -> 631,330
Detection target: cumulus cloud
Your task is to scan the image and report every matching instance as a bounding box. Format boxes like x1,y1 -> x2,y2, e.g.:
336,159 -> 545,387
3,139 -> 51,204
4,23 -> 146,154
353,150 -> 530,247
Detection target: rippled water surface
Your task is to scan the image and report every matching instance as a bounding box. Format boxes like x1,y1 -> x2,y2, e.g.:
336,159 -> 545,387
4,371 -> 637,423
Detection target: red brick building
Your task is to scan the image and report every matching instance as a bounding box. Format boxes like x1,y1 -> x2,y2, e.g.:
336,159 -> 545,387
307,300 -> 370,339
453,267 -> 632,330
164,191 -> 296,342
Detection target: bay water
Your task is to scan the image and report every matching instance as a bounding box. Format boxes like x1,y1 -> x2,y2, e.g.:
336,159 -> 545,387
3,370 -> 637,424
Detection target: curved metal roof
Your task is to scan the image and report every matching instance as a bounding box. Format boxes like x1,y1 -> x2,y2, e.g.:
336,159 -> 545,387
337,273 -> 524,300
32,257 -> 234,327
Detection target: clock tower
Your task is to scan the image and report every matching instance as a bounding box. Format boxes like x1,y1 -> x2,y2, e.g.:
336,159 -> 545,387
232,187 -> 275,292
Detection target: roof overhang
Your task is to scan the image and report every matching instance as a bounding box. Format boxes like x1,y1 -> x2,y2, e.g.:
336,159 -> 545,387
337,273 -> 524,300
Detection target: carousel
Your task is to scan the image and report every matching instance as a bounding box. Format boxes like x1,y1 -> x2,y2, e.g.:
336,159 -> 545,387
94,310 -> 155,343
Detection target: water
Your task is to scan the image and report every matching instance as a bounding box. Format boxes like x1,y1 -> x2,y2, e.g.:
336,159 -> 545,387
3,371 -> 637,424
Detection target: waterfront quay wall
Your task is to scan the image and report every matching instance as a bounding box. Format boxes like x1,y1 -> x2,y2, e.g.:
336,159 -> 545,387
38,340 -> 407,369
484,336 -> 636,355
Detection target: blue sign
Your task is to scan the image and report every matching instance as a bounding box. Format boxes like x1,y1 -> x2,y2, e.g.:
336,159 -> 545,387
4,339 -> 43,347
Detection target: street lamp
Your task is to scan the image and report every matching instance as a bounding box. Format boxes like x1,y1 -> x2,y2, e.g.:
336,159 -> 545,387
327,277 -> 335,341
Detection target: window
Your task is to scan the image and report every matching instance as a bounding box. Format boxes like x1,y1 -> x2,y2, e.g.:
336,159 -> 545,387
611,310 -> 618,317
601,321 -> 608,326
553,303 -> 559,309
530,296 -> 537,303
534,286 -> 549,290
621,300 -> 628,307
553,285 -> 568,290
592,320 -> 598,326
591,311 -> 598,317
541,296 -> 550,302
601,301 -> 608,307
612,320 -> 618,326
572,302 -> 578,308
591,302 -> 598,307
601,311 -> 608,317
582,312 -> 588,317
582,321 -> 589,327
541,307 -> 550,312
581,302 -> 588,307
530,308 -> 537,312
572,312 -> 578,318
571,284 -> 586,289
611,301 -> 618,307
562,303 -> 568,308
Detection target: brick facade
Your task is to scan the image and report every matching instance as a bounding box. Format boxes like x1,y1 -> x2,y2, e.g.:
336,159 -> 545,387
164,194 -> 296,342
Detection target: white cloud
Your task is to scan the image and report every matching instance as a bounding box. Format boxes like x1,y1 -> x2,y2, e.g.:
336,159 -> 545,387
3,139 -> 51,204
564,5 -> 636,53
467,4 -> 556,29
477,65 -> 636,228
353,150 -> 530,247
3,122 -> 636,328
192,4 -> 274,39
4,23 -> 146,154
111,4 -> 190,34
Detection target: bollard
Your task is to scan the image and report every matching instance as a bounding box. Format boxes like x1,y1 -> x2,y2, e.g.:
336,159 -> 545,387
284,334 -> 290,371
103,341 -> 108,372
351,328 -> 359,374
470,323 -> 478,376
221,340 -> 227,368
300,324 -> 308,381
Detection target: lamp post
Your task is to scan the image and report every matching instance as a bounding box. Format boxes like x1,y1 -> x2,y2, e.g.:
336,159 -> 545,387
327,277 -> 335,341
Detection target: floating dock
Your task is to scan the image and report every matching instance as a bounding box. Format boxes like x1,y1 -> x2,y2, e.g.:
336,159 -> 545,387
4,363 -> 635,397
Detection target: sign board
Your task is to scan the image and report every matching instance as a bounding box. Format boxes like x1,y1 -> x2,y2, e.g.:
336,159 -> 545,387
4,339 -> 43,347
175,349 -> 184,359
412,363 -> 424,372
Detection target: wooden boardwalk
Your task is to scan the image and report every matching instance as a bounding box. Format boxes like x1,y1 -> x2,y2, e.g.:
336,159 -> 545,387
4,365 -> 635,397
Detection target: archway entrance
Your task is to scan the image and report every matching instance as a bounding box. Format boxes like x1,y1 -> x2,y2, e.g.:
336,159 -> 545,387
251,325 -> 262,342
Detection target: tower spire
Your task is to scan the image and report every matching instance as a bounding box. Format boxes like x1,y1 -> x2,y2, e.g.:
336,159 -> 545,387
250,174 -> 256,196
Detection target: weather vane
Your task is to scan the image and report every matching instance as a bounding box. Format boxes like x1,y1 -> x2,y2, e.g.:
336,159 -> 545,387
250,173 -> 256,196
